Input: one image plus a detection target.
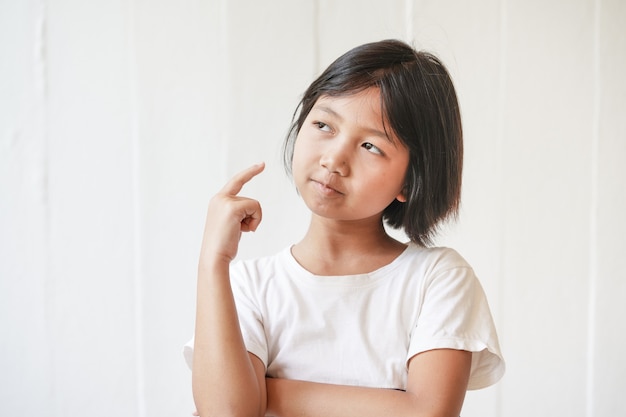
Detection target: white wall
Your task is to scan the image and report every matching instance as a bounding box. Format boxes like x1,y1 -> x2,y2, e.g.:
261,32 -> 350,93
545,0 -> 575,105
1,1 -> 624,416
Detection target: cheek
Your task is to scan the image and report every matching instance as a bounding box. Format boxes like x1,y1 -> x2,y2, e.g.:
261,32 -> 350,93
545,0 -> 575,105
291,139 -> 303,170
290,139 -> 308,183
291,135 -> 313,170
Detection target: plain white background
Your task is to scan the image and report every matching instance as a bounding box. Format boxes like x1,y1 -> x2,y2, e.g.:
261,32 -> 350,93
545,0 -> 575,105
1,0 -> 625,416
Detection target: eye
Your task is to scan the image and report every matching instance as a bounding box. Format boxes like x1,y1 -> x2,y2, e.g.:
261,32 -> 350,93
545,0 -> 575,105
314,121 -> 332,132
362,142 -> 383,155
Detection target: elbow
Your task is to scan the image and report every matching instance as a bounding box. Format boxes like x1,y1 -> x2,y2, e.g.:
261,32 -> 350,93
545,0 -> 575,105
194,402 -> 263,417
191,363 -> 266,417
195,409 -> 260,417
193,389 -> 264,417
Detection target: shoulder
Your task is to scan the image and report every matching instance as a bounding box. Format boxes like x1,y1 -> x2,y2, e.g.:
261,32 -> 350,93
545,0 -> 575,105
397,245 -> 483,302
401,245 -> 472,277
229,246 -> 296,287
232,246 -> 287,269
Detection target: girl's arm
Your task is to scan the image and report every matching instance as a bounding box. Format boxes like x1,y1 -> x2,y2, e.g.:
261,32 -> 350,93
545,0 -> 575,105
192,163 -> 267,417
266,348 -> 471,417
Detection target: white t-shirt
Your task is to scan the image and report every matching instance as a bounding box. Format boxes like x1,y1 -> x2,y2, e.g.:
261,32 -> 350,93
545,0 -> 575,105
184,244 -> 504,390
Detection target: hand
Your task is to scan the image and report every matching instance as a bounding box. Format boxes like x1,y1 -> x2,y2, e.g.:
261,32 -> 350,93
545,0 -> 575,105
199,162 -> 265,266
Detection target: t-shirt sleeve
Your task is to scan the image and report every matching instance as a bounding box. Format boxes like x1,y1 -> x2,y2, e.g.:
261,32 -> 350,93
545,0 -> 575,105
407,252 -> 505,390
183,337 -> 194,370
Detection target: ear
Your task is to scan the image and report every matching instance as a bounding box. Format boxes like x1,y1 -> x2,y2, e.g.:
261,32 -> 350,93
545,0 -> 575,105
396,189 -> 407,203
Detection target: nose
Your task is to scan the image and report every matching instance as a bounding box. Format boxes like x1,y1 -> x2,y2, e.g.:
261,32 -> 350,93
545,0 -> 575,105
320,139 -> 350,176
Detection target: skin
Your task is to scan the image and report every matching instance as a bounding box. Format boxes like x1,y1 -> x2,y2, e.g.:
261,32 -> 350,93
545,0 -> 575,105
192,88 -> 472,417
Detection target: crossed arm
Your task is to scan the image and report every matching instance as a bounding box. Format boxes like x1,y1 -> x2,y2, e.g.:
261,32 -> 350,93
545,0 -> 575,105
195,319 -> 470,417
192,347 -> 471,417
263,349 -> 471,417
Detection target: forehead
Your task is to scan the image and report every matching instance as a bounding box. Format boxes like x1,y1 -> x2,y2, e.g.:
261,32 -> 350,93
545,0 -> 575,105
312,89 -> 384,124
315,87 -> 381,108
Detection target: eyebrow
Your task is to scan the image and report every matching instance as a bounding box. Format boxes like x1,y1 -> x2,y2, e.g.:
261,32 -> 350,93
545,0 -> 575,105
312,104 -> 394,143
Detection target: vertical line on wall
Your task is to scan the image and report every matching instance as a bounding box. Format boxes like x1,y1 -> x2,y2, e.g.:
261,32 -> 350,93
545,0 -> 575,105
495,0 -> 508,414
128,0 -> 146,415
38,0 -> 54,407
312,0 -> 320,74
37,2 -> 48,214
218,0 -> 230,179
587,1 -> 600,416
404,0 -> 414,43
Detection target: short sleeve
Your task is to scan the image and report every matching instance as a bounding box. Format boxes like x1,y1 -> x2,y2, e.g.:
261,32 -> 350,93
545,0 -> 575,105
407,258 -> 505,390
182,337 -> 194,369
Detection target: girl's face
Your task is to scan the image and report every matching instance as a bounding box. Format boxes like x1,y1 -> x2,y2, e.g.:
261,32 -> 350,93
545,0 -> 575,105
292,88 -> 410,224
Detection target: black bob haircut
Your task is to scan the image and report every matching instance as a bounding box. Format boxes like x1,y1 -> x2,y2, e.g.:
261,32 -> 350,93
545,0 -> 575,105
283,39 -> 463,247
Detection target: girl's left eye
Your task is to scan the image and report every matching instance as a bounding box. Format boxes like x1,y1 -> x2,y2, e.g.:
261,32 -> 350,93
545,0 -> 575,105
362,142 -> 383,155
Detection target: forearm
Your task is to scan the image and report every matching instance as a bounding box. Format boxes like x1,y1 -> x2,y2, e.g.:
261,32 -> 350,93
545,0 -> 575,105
266,349 -> 470,417
192,260 -> 265,417
266,377 -> 465,417
266,379 -> 420,417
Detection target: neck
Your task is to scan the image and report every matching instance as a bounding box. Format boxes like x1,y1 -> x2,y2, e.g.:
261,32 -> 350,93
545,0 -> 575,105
291,214 -> 407,276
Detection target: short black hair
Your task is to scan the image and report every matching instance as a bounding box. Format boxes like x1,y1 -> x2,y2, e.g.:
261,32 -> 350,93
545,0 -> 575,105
283,39 -> 463,247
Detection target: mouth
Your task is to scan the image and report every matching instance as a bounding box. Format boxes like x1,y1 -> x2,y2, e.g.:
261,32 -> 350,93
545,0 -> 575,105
311,178 -> 344,196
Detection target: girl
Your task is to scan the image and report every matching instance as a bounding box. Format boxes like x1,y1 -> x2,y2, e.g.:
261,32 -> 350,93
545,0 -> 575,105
185,39 -> 504,417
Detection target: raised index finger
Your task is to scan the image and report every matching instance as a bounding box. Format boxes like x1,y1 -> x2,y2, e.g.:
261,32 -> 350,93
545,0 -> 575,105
220,162 -> 266,196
